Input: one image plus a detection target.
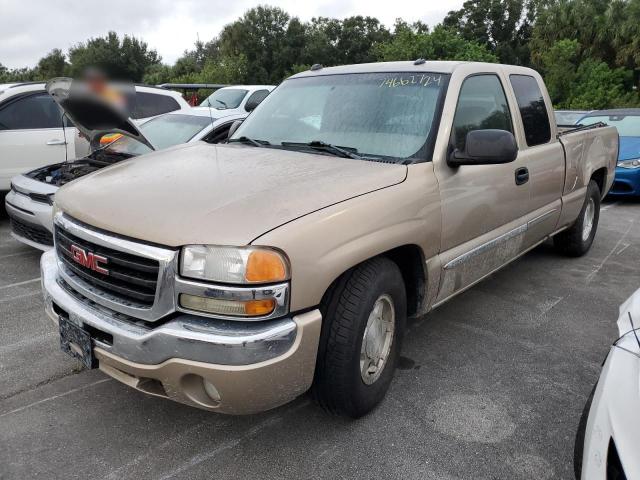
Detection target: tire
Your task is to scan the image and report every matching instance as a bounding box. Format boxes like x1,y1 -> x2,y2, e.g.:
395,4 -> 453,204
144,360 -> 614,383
554,180 -> 601,257
312,257 -> 407,418
574,383 -> 597,480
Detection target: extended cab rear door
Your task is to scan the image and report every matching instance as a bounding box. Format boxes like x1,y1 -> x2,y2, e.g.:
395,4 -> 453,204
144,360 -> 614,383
507,73 -> 564,249
432,68 -> 532,304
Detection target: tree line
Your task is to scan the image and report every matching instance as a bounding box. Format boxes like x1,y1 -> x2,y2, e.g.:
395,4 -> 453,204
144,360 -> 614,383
2,0 -> 640,109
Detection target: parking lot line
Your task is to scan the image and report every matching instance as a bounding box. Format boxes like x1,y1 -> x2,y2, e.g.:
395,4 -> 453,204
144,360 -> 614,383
0,291 -> 40,304
0,378 -> 111,419
0,250 -> 40,260
587,219 -> 635,283
152,400 -> 311,480
0,278 -> 40,290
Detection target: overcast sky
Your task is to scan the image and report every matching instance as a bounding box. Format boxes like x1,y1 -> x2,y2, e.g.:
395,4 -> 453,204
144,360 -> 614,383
0,0 -> 464,69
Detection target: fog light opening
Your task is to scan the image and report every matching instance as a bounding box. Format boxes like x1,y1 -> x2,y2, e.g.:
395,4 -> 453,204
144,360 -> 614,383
203,379 -> 221,403
180,373 -> 221,408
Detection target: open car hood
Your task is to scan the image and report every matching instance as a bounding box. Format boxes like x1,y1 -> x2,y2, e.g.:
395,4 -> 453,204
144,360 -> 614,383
46,77 -> 154,151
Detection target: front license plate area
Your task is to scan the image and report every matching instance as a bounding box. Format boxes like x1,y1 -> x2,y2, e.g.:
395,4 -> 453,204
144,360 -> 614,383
59,315 -> 95,369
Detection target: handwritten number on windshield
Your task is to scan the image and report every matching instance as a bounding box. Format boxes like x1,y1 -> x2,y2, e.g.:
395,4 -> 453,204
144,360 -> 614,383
379,74 -> 442,88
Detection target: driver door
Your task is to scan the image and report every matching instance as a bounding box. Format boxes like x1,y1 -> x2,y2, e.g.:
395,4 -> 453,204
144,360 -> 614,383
433,73 -> 530,303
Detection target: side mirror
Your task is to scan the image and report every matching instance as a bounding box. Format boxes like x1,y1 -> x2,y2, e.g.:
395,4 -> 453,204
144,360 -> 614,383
244,97 -> 261,112
448,129 -> 518,167
227,119 -> 243,140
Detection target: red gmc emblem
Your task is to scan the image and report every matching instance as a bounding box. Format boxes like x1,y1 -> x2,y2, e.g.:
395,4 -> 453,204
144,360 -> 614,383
70,244 -> 109,275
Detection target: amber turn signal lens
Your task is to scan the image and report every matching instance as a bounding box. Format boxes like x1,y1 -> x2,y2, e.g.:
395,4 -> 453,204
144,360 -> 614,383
244,299 -> 277,316
245,250 -> 287,283
179,294 -> 276,317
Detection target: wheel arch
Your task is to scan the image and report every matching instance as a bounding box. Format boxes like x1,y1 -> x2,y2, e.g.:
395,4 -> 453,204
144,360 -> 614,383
590,167 -> 608,198
320,244 -> 428,319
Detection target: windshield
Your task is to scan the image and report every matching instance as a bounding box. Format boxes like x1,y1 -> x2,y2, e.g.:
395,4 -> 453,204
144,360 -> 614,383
200,88 -> 248,109
555,111 -> 588,126
579,114 -> 640,137
105,113 -> 213,155
232,72 -> 449,161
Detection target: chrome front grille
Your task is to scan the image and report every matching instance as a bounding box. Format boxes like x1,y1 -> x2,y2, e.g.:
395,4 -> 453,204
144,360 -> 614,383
53,213 -> 178,322
55,226 -> 159,306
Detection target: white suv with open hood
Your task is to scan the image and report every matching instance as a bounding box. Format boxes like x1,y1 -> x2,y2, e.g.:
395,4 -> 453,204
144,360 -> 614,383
5,78 -> 246,250
0,81 -> 190,193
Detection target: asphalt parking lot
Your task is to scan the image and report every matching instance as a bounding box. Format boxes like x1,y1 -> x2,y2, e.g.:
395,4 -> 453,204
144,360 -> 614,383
1,199 -> 639,480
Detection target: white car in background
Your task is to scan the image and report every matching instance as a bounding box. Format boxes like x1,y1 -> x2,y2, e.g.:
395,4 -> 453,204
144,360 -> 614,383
0,82 -> 190,192
575,288 -> 640,479
6,101 -> 247,250
199,85 -> 274,116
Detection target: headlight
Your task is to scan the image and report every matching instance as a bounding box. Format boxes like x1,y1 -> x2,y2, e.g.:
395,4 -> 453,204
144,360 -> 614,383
617,159 -> 640,169
180,245 -> 289,284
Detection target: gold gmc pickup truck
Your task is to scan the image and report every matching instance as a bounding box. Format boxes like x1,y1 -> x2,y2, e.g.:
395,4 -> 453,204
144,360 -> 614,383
41,61 -> 618,417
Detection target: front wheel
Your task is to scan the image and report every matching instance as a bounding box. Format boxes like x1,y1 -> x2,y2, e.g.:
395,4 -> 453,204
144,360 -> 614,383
554,180 -> 601,257
312,257 -> 406,418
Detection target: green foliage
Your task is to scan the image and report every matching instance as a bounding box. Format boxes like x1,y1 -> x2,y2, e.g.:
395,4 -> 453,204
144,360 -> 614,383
195,55 -> 248,84
564,59 -> 639,109
537,39 -> 580,104
4,2 -> 640,111
376,24 -> 498,63
537,38 -> 640,108
217,6 -> 294,83
67,31 -> 161,82
0,65 -> 38,82
443,0 -> 537,65
530,0 -> 640,69
37,49 -> 68,79
141,64 -> 174,85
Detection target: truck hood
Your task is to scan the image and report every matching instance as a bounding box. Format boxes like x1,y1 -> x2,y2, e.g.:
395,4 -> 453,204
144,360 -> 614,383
46,77 -> 153,151
55,143 -> 407,247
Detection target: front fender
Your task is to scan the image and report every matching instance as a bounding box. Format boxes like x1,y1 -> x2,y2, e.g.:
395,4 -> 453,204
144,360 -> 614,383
252,163 -> 442,312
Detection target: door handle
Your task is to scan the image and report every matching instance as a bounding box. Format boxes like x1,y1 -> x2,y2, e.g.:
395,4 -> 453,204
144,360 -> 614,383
46,139 -> 66,146
515,167 -> 529,185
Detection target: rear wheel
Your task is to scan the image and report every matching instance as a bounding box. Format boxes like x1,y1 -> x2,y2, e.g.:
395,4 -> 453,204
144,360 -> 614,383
554,180 -> 601,257
312,257 -> 406,418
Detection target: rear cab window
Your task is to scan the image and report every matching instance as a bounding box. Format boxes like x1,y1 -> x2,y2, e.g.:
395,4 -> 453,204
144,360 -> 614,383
132,92 -> 181,119
509,75 -> 551,147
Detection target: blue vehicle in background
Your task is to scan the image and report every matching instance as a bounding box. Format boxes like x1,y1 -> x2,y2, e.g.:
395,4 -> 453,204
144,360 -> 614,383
578,109 -> 640,196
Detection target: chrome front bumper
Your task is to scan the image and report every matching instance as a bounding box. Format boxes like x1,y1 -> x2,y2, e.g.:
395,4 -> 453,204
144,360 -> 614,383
5,175 -> 56,251
41,249 -> 300,366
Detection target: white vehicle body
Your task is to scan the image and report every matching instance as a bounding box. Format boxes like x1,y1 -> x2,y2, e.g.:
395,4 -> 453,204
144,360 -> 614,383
199,85 -> 275,117
6,107 -> 246,250
0,83 -> 190,191
578,288 -> 640,479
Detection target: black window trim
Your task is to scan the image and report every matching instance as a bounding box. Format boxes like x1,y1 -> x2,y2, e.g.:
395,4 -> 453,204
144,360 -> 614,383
449,72 -> 516,153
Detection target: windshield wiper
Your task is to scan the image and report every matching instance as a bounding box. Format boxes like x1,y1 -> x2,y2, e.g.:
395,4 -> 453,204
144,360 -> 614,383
214,99 -> 228,109
228,136 -> 270,147
281,140 -> 362,159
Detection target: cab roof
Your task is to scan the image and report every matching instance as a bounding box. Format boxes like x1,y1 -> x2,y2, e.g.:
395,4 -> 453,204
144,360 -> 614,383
289,61 -> 537,79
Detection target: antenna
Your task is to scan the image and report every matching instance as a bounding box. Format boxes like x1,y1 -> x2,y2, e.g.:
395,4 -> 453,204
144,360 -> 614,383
206,97 -> 215,136
61,111 -> 68,163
